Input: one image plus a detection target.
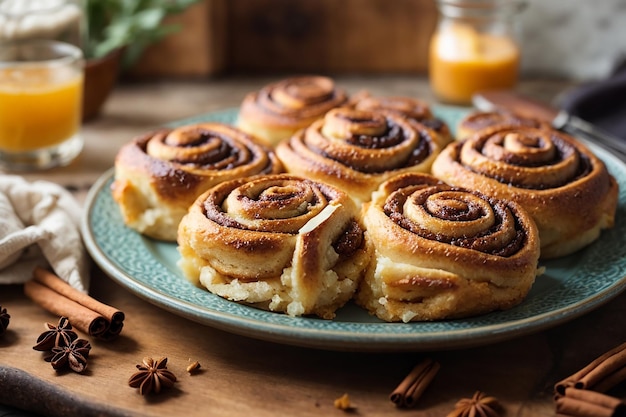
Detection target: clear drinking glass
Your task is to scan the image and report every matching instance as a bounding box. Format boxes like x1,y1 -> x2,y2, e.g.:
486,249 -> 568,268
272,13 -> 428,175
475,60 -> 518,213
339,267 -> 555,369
429,0 -> 526,105
0,39 -> 84,170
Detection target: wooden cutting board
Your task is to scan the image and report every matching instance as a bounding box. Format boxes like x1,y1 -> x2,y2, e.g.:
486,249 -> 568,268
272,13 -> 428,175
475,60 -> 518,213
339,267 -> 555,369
2,267 -> 626,417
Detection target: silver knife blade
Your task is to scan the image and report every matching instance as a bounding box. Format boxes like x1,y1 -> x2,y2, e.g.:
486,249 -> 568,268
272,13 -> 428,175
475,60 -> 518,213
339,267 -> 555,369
472,90 -> 626,160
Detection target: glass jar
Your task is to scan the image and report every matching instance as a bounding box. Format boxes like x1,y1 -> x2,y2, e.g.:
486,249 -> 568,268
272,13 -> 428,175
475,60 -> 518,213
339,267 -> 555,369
0,0 -> 84,48
429,0 -> 526,105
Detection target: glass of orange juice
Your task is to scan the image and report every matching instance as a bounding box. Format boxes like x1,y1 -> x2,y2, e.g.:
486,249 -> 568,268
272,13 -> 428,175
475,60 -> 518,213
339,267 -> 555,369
429,0 -> 526,106
0,39 -> 83,170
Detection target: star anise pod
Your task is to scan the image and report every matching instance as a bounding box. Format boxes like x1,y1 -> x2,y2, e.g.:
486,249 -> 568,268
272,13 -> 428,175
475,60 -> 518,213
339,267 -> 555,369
49,338 -> 91,373
0,305 -> 10,336
129,357 -> 177,395
447,391 -> 503,417
33,317 -> 78,351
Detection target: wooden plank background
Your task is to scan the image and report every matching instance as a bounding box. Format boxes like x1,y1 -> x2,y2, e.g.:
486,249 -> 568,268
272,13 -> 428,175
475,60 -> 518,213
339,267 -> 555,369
129,0 -> 438,78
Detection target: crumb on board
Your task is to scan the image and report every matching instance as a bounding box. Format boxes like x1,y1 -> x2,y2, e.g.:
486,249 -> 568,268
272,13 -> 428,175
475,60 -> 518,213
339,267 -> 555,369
334,393 -> 355,411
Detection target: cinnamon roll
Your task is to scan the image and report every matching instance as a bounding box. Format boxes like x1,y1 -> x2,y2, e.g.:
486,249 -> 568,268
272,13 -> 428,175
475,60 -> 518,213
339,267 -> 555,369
275,107 -> 441,205
177,174 -> 371,319
237,75 -> 349,146
457,111 -> 548,140
356,172 -> 541,322
111,123 -> 283,241
432,125 -> 618,258
352,94 -> 453,146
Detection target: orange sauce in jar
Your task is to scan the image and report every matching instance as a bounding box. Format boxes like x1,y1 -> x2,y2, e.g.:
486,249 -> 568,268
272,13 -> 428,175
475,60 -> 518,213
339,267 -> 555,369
0,66 -> 83,152
429,22 -> 520,105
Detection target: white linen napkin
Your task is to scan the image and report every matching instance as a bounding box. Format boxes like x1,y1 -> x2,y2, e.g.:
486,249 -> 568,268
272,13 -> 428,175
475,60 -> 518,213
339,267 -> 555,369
0,175 -> 89,292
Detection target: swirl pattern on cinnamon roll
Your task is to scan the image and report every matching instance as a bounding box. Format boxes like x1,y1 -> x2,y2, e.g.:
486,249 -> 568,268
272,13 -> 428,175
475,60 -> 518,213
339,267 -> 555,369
352,94 -> 453,147
177,174 -> 371,319
355,172 -> 541,322
237,75 -> 349,146
275,107 -> 441,205
457,111 -> 548,140
432,125 -> 618,258
111,123 -> 283,241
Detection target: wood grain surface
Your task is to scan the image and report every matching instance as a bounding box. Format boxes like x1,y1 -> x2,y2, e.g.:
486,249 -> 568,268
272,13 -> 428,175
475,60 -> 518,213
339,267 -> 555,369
2,267 -> 626,417
2,76 -> 613,417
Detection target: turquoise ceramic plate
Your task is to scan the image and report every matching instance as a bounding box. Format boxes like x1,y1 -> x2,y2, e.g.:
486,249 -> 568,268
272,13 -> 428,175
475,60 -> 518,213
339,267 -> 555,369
82,107 -> 626,352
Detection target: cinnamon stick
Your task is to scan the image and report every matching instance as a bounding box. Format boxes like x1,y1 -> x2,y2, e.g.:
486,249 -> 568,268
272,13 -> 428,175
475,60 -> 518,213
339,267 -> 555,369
555,342 -> 626,395
389,358 -> 440,408
593,366 -> 626,394
24,267 -> 124,340
555,387 -> 626,417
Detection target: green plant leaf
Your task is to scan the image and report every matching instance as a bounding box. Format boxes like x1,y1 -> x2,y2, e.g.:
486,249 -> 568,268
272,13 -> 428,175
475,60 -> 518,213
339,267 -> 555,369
85,0 -> 201,65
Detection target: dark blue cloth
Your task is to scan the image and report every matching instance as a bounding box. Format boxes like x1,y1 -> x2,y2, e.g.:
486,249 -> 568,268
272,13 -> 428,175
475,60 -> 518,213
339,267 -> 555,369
559,67 -> 626,141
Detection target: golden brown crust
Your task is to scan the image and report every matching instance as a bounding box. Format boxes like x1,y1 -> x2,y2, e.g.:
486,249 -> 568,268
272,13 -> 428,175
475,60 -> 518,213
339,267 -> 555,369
177,174 -> 372,319
355,172 -> 541,322
457,111 -> 549,140
432,125 -> 619,258
352,93 -> 453,147
111,123 -> 283,241
237,75 -> 348,146
275,107 -> 442,205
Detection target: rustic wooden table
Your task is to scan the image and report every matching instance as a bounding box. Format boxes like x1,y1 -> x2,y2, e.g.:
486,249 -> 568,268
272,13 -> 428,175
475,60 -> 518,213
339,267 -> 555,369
2,75 -> 624,417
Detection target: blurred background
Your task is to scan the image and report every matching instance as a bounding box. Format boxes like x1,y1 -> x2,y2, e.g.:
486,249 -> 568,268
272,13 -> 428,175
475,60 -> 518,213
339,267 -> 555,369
124,0 -> 626,80
4,0 -> 624,129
